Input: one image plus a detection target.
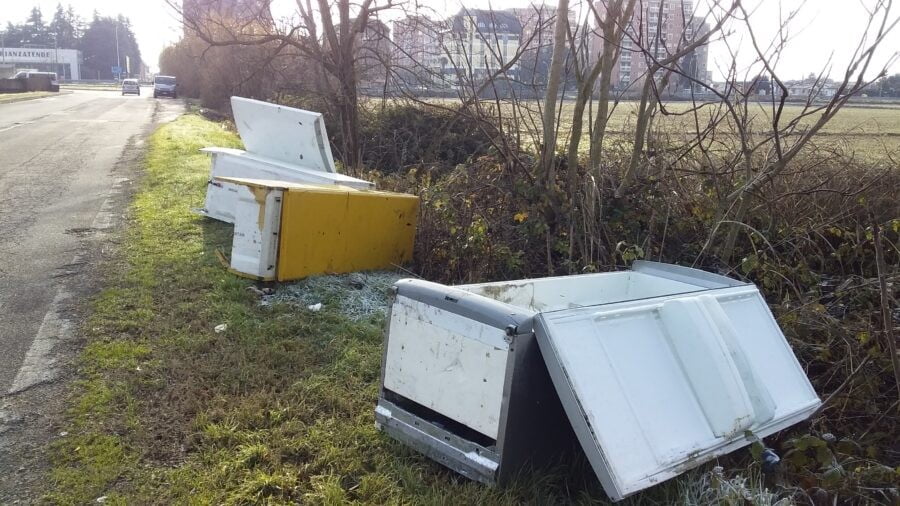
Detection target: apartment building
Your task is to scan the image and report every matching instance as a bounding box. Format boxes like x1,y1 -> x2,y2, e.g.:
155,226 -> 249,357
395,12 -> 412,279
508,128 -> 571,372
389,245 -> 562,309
392,4 -> 600,89
353,19 -> 392,86
392,15 -> 447,81
511,3 -> 578,49
392,9 -> 523,84
448,9 -> 523,80
510,4 -> 582,86
591,0 -> 711,93
682,15 -> 711,90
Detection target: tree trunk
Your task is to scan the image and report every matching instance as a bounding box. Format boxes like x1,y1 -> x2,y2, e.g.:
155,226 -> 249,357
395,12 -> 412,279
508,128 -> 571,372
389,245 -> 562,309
565,82 -> 593,195
538,0 -> 570,185
587,55 -> 614,173
615,68 -> 672,198
339,59 -> 361,172
587,0 -> 635,175
337,0 -> 361,172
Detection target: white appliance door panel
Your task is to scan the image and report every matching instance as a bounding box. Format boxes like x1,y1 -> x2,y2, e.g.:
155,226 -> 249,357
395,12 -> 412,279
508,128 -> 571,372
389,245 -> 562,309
535,286 -> 820,501
231,96 -> 337,172
383,295 -> 510,439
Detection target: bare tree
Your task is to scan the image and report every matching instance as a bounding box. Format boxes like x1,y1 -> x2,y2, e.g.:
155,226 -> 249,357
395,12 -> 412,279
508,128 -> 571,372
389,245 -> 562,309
567,0 -> 636,185
538,0 -> 571,184
613,0 -> 739,198
699,0 -> 899,262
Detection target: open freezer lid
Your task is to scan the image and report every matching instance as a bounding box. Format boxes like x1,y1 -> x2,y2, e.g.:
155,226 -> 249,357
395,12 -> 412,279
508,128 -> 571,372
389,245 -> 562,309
534,276 -> 820,501
231,96 -> 337,173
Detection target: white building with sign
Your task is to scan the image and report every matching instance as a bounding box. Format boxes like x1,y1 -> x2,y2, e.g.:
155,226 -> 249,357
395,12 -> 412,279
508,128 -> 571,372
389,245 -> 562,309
0,47 -> 82,80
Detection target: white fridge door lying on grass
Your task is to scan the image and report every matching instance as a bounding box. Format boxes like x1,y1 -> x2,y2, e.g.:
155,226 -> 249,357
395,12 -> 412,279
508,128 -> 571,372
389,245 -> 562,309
231,96 -> 336,172
534,286 -> 821,502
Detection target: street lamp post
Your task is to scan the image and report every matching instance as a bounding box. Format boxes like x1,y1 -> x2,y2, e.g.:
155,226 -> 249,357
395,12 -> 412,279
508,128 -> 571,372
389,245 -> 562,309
114,23 -> 120,81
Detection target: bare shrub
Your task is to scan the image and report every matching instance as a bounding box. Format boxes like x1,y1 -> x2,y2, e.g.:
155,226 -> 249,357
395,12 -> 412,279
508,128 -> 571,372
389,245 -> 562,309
160,24 -> 283,110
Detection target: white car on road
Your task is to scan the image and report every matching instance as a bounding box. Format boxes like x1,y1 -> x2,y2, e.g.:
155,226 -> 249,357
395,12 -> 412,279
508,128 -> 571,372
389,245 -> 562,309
121,79 -> 140,96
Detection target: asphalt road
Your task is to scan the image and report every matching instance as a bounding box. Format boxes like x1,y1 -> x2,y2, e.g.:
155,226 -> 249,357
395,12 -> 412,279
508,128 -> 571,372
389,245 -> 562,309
0,88 -> 183,500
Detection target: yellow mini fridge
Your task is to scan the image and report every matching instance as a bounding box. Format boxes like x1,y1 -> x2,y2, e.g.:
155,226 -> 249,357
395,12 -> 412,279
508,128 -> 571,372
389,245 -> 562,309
217,177 -> 418,281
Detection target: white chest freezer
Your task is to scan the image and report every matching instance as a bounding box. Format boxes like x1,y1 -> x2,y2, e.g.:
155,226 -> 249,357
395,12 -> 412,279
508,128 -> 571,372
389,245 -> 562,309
375,261 -> 820,501
199,97 -> 374,223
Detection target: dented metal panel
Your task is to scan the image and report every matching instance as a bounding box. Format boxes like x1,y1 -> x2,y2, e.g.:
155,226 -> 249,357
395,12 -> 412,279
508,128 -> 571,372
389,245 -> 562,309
384,295 -> 510,439
377,280 -> 572,485
231,96 -> 337,172
535,285 -> 820,501
276,183 -> 418,281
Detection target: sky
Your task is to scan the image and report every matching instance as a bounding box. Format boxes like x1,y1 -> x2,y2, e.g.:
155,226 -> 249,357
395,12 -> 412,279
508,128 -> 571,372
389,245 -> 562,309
0,0 -> 897,78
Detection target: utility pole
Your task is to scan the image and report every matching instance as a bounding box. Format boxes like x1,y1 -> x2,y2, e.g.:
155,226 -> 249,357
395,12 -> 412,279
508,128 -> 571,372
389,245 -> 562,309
115,23 -> 120,81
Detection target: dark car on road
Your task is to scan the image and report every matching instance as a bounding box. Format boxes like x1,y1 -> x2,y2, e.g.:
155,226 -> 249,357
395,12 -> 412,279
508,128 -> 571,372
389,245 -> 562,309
153,75 -> 177,99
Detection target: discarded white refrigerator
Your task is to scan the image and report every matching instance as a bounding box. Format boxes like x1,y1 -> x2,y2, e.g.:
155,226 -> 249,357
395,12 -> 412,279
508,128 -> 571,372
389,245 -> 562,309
199,97 -> 374,223
376,261 -> 821,501
218,177 -> 418,282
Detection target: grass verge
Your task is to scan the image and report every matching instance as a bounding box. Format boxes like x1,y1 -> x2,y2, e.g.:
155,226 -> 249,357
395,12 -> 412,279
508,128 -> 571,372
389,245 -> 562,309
46,113 -> 775,505
59,84 -> 121,92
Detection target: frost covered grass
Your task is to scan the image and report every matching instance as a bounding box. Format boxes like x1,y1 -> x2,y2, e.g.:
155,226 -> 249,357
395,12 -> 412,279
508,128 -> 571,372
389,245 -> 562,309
264,272 -> 404,322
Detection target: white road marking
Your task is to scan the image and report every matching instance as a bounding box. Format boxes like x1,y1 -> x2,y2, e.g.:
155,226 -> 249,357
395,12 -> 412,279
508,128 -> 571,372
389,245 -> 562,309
6,179 -> 123,396
0,122 -> 32,134
7,288 -> 71,395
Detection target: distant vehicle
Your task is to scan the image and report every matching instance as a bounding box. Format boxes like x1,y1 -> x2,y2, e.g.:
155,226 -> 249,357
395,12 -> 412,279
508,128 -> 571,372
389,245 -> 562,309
153,75 -> 177,99
122,79 -> 140,96
13,71 -> 59,91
